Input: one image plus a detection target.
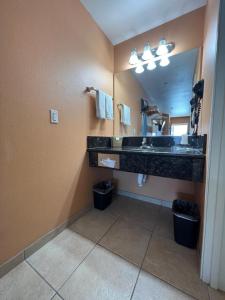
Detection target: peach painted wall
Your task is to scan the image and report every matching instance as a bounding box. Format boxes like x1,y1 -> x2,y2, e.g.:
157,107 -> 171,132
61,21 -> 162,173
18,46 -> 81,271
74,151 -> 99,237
114,172 -> 195,202
0,0 -> 114,264
114,71 -> 146,136
114,7 -> 206,73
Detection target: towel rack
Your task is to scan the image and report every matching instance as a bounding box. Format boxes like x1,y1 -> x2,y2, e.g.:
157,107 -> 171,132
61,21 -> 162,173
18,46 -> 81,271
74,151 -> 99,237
85,86 -> 97,93
85,86 -> 114,100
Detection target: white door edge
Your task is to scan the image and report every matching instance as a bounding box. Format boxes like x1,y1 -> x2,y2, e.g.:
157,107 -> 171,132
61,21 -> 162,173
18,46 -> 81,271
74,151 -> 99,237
201,0 -> 225,290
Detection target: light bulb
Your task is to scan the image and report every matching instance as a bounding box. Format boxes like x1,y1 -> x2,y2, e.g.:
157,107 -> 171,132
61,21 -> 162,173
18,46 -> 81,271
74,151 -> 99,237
135,64 -> 144,74
160,56 -> 170,67
129,48 -> 139,65
142,42 -> 154,61
156,39 -> 169,56
147,60 -> 156,70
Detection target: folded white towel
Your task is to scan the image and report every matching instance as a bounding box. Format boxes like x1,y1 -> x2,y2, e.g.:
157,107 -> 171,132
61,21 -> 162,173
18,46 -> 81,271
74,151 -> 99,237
105,94 -> 114,120
121,104 -> 131,126
96,90 -> 106,119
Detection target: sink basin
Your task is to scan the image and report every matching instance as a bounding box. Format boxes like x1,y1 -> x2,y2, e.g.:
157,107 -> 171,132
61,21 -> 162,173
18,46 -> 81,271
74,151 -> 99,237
122,146 -> 202,155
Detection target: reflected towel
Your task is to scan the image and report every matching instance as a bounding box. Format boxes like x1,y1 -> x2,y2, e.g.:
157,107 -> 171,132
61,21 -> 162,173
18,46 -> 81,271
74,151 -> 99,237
105,94 -> 114,120
96,90 -> 106,119
137,174 -> 148,187
121,104 -> 131,126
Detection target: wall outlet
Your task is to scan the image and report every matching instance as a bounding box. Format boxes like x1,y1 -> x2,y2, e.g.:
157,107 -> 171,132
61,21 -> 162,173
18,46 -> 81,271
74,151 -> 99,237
50,109 -> 59,124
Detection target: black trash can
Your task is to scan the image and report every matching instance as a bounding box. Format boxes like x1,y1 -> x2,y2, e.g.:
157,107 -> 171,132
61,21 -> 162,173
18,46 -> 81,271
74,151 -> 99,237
172,199 -> 200,249
93,181 -> 114,210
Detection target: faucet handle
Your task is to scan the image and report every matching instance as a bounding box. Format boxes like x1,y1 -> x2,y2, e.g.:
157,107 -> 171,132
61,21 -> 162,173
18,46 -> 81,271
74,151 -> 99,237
142,137 -> 147,145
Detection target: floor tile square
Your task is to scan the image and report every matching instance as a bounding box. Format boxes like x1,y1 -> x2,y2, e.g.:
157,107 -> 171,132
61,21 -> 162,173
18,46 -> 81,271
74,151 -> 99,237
100,218 -> 151,266
124,203 -> 160,231
153,207 -> 174,239
0,262 -> 54,300
142,236 -> 209,299
106,195 -> 135,217
209,287 -> 225,300
132,270 -> 194,300
70,209 -> 117,242
59,245 -> 139,300
107,196 -> 161,231
27,229 -> 94,290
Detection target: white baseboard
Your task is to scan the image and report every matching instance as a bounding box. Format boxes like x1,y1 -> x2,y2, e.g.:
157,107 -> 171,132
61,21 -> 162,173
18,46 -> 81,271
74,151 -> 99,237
116,189 -> 172,208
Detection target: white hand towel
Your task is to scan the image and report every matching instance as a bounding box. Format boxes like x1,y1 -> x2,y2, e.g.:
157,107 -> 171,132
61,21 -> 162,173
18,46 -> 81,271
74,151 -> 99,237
96,90 -> 106,119
105,94 -> 114,120
121,104 -> 131,126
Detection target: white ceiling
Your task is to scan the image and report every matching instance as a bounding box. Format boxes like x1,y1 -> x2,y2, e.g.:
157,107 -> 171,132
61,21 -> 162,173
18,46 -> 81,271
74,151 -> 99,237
132,48 -> 198,117
80,0 -> 207,45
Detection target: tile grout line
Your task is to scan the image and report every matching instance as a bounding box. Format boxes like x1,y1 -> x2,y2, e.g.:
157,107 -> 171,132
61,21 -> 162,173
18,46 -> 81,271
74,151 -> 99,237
138,234 -> 201,300
207,287 -> 211,300
25,260 -> 59,296
51,292 -> 64,300
55,243 -> 97,294
56,214 -> 120,295
97,218 -> 153,268
130,229 -> 154,300
96,214 -> 121,244
137,205 -> 203,300
130,217 -> 200,300
143,270 -> 200,300
25,241 -> 96,299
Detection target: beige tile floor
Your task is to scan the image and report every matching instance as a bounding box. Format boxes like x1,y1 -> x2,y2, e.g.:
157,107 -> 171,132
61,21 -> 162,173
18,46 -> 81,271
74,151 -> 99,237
0,195 -> 225,300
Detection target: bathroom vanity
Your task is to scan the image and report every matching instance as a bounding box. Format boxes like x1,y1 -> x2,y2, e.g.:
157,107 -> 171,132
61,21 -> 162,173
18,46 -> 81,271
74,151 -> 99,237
87,136 -> 206,182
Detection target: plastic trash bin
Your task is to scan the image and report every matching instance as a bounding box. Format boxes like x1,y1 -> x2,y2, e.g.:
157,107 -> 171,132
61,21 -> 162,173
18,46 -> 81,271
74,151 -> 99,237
93,181 -> 114,210
172,199 -> 200,249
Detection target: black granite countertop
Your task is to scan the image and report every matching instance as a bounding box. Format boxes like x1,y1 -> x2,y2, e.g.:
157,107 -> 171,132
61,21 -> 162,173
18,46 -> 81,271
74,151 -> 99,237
87,146 -> 205,158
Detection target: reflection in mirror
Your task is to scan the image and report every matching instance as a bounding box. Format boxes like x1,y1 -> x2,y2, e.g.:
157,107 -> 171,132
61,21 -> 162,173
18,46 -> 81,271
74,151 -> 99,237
114,48 -> 201,137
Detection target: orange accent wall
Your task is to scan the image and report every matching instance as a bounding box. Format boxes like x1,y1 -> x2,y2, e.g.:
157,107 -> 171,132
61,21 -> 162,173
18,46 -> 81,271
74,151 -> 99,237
114,7 -> 206,73
0,0 -> 114,264
114,71 -> 146,136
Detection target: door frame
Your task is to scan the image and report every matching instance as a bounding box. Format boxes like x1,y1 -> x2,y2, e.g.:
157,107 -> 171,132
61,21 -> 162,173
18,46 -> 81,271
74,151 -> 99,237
201,0 -> 225,290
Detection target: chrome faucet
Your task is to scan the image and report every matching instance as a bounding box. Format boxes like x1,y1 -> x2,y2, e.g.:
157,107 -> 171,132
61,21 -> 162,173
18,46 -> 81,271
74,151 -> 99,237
141,138 -> 153,149
142,137 -> 147,146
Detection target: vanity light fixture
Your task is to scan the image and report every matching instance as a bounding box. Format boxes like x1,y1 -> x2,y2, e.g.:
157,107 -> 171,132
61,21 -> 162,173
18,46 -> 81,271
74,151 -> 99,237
128,38 -> 174,73
129,48 -> 139,65
147,60 -> 157,70
159,56 -> 170,67
156,39 -> 169,56
142,42 -> 154,61
135,64 -> 144,74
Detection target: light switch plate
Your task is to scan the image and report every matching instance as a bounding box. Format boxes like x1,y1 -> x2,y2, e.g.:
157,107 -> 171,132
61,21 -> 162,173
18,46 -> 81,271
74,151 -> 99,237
50,109 -> 59,124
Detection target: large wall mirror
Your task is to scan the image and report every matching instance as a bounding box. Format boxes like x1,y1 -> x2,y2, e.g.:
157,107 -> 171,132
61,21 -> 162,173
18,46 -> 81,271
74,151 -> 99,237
114,48 -> 201,137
